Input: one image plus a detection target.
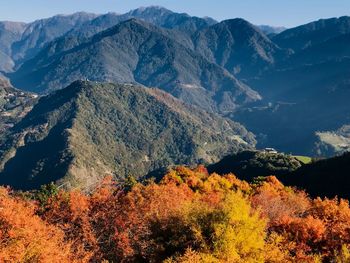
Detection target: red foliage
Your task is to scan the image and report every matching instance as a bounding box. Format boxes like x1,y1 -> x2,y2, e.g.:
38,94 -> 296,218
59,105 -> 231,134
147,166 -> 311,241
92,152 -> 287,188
0,166 -> 349,262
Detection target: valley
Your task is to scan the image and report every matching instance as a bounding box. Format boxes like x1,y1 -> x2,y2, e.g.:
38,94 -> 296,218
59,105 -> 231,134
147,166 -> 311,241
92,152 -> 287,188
0,6 -> 349,194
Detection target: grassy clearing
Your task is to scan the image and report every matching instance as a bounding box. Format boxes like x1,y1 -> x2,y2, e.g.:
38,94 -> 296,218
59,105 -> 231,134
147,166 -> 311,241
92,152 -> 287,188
293,155 -> 312,164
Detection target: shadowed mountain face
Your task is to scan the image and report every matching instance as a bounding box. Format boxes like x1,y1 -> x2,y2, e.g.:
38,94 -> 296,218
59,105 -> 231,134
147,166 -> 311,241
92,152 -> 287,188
232,16 -> 350,156
193,19 -> 288,78
237,57 -> 350,155
0,81 -> 255,190
207,150 -> 302,181
10,19 -> 261,113
0,21 -> 26,72
273,16 -> 350,52
283,153 -> 350,199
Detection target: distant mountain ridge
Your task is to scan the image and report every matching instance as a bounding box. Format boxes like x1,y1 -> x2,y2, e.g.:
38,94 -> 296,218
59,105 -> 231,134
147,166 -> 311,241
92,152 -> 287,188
193,18 -> 287,78
10,19 -> 261,113
2,8 -> 350,157
0,13 -> 98,72
273,16 -> 350,51
69,6 -> 217,39
258,25 -> 286,35
0,6 -> 217,72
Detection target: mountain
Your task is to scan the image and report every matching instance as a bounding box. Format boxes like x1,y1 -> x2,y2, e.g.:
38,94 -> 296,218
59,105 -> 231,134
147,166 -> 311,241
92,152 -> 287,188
314,125 -> 350,156
0,81 -> 255,190
0,7 -> 216,73
0,21 -> 26,72
4,9 -> 350,158
0,21 -> 26,54
235,56 -> 350,155
273,16 -> 350,51
11,12 -> 97,64
0,77 -> 37,133
70,6 -> 217,39
0,13 -> 97,72
124,6 -> 217,34
10,19 -> 260,113
233,17 -> 350,156
258,25 -> 286,36
0,51 -> 15,73
283,33 -> 350,66
193,19 -> 288,78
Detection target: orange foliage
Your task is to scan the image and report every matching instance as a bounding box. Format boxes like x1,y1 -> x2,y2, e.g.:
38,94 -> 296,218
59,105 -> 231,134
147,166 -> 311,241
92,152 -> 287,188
252,175 -> 350,261
0,166 -> 349,262
0,188 -> 76,262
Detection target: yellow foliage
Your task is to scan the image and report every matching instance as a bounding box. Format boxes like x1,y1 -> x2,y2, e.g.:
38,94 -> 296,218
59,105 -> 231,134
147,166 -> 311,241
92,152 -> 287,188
169,191 -> 266,263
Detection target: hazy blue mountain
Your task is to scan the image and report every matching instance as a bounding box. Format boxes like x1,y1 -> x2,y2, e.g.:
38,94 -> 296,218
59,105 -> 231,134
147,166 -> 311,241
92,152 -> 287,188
0,21 -> 26,72
228,16 -> 350,156
11,12 -> 97,64
193,19 -> 288,78
258,25 -> 286,35
235,56 -> 350,155
0,13 -> 97,73
11,19 -> 261,113
70,6 -> 217,39
124,6 -> 217,34
283,33 -> 350,66
0,81 -> 255,190
273,16 -> 350,51
0,6 -> 217,73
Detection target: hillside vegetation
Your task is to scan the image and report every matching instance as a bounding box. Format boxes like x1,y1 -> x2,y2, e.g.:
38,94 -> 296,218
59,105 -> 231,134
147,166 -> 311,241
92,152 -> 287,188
0,81 -> 254,190
0,166 -> 349,262
0,77 -> 36,132
208,151 -> 303,181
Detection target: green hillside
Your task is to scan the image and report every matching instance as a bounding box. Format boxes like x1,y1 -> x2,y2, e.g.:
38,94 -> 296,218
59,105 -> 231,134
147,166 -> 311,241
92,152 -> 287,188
0,81 -> 255,190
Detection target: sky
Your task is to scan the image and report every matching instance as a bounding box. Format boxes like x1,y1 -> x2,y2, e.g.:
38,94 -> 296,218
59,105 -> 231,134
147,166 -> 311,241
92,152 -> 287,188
1,0 -> 350,27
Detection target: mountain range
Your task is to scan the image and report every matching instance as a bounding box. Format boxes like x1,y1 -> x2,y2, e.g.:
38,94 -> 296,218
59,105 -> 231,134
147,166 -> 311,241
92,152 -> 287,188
0,6 -> 350,190
10,19 -> 261,113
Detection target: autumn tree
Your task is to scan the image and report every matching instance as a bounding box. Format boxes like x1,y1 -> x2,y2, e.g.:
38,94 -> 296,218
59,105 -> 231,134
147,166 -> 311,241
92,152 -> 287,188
0,187 -> 76,262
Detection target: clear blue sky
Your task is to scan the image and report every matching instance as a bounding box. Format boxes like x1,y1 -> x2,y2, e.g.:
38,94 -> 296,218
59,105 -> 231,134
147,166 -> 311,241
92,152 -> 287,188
1,0 -> 349,27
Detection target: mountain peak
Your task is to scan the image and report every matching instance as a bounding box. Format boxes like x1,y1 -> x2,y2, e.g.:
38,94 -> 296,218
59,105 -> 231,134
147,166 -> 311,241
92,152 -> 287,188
0,81 -> 255,190
128,6 -> 174,15
220,18 -> 268,36
193,17 -> 282,78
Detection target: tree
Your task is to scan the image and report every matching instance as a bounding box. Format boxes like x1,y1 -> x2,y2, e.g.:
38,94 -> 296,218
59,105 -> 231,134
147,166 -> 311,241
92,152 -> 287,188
0,187 -> 76,262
